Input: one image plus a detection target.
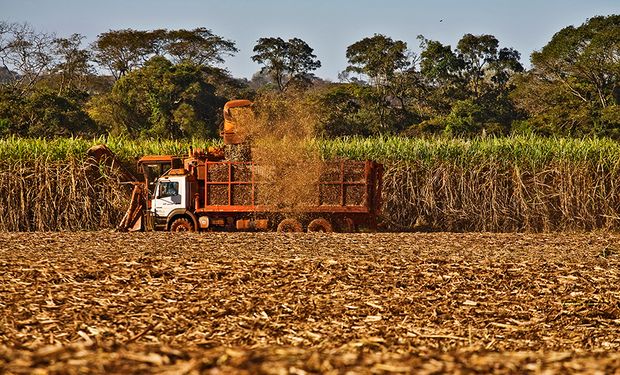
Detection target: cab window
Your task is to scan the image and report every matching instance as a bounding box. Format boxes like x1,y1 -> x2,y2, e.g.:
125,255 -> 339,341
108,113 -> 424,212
158,181 -> 179,198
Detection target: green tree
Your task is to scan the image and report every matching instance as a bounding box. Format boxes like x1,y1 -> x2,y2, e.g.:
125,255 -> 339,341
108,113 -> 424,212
417,37 -> 465,116
456,34 -> 498,98
443,99 -> 484,136
345,34 -> 410,87
514,14 -> 620,136
418,37 -> 463,87
0,85 -> 98,138
90,56 -> 226,138
92,29 -> 156,80
310,83 -> 373,137
345,34 -> 417,133
411,34 -> 523,137
93,27 -> 238,81
0,86 -> 26,136
532,15 -> 619,109
252,37 -> 321,92
164,27 -> 238,66
23,88 -> 98,137
456,34 -> 523,98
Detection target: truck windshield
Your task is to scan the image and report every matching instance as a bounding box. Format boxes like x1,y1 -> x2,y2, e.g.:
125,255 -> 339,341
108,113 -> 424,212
145,163 -> 171,195
158,181 -> 179,198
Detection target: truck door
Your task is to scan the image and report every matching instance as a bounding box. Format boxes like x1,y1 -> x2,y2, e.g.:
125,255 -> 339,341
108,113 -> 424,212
152,177 -> 185,219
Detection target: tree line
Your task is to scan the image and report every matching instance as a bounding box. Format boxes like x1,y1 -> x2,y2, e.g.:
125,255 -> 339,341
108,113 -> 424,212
0,14 -> 618,140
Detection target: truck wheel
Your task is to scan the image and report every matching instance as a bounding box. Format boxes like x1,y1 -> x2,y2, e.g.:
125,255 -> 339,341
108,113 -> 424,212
307,218 -> 333,233
277,218 -> 303,232
170,217 -> 193,232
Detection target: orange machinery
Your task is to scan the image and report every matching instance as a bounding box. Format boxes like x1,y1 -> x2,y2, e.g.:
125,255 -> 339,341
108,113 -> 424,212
116,100 -> 383,233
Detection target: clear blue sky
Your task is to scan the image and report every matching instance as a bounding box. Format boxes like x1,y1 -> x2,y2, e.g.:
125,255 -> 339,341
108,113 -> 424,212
1,0 -> 618,80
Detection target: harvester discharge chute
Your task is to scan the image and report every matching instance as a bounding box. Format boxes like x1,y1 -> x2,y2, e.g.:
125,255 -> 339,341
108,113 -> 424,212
221,99 -> 253,145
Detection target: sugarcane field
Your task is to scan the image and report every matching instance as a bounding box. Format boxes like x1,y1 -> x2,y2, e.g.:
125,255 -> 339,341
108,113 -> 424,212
2,3 -> 620,374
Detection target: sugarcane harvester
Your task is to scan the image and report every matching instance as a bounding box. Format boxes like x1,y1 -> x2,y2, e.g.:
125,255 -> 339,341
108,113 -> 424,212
117,100 -> 383,232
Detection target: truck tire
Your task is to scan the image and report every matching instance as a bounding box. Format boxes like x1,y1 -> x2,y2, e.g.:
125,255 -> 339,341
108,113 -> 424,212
277,218 -> 303,233
170,217 -> 193,232
307,218 -> 333,233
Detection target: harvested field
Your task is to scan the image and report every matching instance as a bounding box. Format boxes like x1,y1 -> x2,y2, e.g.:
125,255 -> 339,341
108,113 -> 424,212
2,232 -> 620,373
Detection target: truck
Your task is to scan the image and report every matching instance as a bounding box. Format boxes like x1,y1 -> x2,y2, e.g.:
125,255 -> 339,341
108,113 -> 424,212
116,100 -> 384,233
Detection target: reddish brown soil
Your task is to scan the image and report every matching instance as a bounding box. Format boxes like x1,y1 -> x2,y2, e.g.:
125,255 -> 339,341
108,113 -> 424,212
1,232 -> 620,374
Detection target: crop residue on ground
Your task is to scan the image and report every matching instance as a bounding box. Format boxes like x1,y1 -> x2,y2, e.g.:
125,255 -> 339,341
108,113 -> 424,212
1,232 -> 620,373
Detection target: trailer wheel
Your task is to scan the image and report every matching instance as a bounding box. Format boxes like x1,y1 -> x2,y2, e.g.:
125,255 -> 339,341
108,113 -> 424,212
170,217 -> 193,232
307,218 -> 333,233
277,218 -> 303,233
